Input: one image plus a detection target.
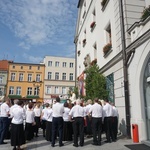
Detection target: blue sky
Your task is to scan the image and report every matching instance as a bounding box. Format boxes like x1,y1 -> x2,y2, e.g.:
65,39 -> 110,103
0,0 -> 78,63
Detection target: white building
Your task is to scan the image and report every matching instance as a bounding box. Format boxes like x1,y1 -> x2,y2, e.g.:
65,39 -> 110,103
75,0 -> 150,143
43,56 -> 75,103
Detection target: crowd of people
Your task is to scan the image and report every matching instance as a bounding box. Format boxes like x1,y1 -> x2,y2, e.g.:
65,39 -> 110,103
0,96 -> 119,149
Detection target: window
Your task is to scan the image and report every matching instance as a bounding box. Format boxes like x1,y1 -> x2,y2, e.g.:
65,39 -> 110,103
9,86 -> 14,95
105,23 -> 111,44
29,66 -> 32,70
46,86 -> 51,94
48,61 -> 52,66
37,66 -> 40,70
69,73 -> 73,81
28,74 -> 32,82
55,61 -> 59,67
62,87 -> 66,94
21,66 -> 23,69
19,73 -> 23,81
70,63 -> 74,68
93,43 -> 97,59
62,73 -> 66,80
34,87 -> 39,95
11,73 -> 15,81
0,87 -> 3,96
12,65 -> 15,69
36,74 -> 40,82
55,72 -> 59,80
62,62 -> 67,67
27,87 -> 32,95
0,77 -> 2,83
55,86 -> 59,94
16,87 -> 21,95
48,72 -> 52,80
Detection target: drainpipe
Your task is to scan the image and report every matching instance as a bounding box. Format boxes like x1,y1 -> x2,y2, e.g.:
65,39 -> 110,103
119,0 -> 131,138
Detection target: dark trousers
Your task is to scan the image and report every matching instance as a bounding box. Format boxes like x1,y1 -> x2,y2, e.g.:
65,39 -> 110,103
112,117 -> 118,140
73,117 -> 84,146
25,123 -> 34,141
104,117 -> 115,142
0,117 -> 9,144
52,117 -> 63,145
86,116 -> 92,136
92,117 -> 102,144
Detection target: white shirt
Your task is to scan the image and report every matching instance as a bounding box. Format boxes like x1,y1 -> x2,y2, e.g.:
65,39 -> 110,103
85,104 -> 92,115
10,104 -> 18,118
89,103 -> 103,118
34,107 -> 41,117
52,102 -> 64,117
69,104 -> 85,118
0,102 -> 10,117
63,107 -> 70,121
47,108 -> 53,122
112,106 -> 119,117
26,110 -> 35,123
42,107 -> 49,120
11,105 -> 25,124
103,103 -> 114,117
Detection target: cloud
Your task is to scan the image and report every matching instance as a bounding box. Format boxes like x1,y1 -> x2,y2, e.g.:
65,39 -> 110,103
0,0 -> 78,48
23,53 -> 43,63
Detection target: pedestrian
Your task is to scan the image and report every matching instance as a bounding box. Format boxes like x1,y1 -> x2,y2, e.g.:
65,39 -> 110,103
0,97 -> 11,144
63,102 -> 72,141
51,97 -> 64,147
111,102 -> 119,140
25,102 -> 35,141
33,103 -> 42,137
88,98 -> 103,146
103,100 -> 115,143
11,100 -> 25,150
41,103 -> 49,137
85,99 -> 92,138
69,99 -> 85,147
45,104 -> 53,142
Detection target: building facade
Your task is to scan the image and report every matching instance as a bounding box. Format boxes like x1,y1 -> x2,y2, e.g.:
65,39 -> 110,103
7,62 -> 45,103
0,60 -> 9,101
43,56 -> 75,103
75,0 -> 150,142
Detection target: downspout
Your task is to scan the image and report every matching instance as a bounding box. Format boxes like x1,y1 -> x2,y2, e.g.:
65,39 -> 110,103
119,0 -> 131,138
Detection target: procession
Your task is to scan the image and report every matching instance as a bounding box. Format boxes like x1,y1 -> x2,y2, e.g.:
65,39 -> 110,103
0,96 -> 119,150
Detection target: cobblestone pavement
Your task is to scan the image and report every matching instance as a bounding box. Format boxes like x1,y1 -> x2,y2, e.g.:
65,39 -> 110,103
1,129 -> 136,150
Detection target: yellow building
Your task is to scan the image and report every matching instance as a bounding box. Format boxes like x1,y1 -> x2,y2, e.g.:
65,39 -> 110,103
7,62 -> 45,103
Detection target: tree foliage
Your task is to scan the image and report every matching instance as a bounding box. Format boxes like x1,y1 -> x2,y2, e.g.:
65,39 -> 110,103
85,64 -> 108,101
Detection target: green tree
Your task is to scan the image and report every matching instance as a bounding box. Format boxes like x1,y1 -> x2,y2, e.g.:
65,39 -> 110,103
85,64 -> 108,101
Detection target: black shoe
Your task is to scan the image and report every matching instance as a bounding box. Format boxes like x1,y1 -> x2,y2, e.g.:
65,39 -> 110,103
73,144 -> 78,147
104,140 -> 111,143
59,143 -> 64,147
97,142 -> 101,146
51,144 -> 55,147
0,142 -> 7,144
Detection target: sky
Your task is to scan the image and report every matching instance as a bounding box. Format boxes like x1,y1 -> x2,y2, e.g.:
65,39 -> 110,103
0,0 -> 78,63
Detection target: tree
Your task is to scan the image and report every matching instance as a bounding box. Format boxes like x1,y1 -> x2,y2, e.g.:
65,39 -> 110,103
85,64 -> 108,101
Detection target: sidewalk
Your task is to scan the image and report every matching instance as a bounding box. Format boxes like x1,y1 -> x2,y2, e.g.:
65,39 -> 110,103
1,130 -> 136,150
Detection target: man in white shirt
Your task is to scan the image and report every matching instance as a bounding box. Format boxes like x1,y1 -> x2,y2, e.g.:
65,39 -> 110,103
51,97 -> 64,147
103,99 -> 115,143
69,99 -> 85,147
0,97 -> 10,144
89,98 -> 103,146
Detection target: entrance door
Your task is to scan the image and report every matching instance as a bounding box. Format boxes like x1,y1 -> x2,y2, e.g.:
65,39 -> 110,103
143,57 -> 150,140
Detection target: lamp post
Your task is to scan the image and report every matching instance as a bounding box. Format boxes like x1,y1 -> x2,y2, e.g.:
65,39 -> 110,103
33,81 -> 42,102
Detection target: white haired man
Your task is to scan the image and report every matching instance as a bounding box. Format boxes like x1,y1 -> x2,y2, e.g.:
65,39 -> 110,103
69,99 -> 86,147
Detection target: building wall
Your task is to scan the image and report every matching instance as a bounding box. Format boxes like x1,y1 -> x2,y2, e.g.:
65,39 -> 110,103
7,62 -> 45,103
43,56 -> 75,102
75,0 -> 149,141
